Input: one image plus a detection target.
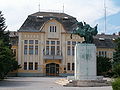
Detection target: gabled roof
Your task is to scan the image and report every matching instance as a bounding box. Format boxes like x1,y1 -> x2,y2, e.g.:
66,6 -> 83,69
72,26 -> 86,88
94,34 -> 120,39
18,12 -> 78,32
31,12 -> 75,18
93,38 -> 116,49
93,34 -> 120,49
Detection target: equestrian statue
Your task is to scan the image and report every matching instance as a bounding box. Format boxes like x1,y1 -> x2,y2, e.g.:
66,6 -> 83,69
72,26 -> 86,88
70,22 -> 98,43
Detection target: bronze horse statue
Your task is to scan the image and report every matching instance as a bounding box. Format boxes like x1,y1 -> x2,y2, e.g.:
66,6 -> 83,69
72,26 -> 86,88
71,22 -> 98,43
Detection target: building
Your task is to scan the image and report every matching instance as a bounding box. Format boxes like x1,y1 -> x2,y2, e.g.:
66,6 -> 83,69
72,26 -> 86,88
10,12 -> 120,76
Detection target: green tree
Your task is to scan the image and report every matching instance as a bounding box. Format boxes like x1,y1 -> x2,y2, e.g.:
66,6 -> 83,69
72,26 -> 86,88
112,38 -> 120,77
0,11 -> 19,79
0,11 -> 10,46
112,63 -> 120,77
97,56 -> 112,76
113,38 -> 120,64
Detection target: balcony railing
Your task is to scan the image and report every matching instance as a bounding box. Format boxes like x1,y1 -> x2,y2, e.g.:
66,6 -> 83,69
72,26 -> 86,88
43,55 -> 63,60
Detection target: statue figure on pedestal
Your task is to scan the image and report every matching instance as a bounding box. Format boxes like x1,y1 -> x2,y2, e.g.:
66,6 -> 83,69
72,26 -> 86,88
71,22 -> 98,43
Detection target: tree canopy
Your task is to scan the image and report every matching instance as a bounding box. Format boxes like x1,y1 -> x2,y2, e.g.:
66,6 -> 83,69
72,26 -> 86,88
0,11 -> 19,79
113,38 -> 120,64
97,56 -> 112,76
112,38 -> 120,77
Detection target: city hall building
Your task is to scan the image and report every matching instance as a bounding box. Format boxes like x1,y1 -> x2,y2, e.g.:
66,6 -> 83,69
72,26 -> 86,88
10,12 -> 120,76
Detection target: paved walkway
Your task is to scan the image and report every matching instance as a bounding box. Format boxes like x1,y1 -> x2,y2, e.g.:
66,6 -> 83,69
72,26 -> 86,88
0,77 -> 112,90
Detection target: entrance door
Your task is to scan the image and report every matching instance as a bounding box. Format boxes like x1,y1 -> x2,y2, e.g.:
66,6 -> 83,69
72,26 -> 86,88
46,63 -> 59,76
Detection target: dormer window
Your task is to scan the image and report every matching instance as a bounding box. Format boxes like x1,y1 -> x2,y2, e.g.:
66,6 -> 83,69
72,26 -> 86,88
99,38 -> 105,41
50,26 -> 56,32
64,17 -> 68,19
37,16 -> 43,18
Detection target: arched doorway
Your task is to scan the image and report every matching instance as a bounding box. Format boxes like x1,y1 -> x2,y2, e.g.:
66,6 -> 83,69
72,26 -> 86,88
46,63 -> 59,76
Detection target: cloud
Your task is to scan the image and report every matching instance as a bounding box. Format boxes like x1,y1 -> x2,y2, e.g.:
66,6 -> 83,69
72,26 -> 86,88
114,26 -> 120,30
0,0 -> 120,31
96,19 -> 120,34
106,24 -> 120,34
64,0 -> 120,25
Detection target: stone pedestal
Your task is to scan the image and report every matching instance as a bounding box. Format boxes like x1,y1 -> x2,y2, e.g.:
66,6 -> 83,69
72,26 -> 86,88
75,43 -> 97,80
65,43 -> 111,87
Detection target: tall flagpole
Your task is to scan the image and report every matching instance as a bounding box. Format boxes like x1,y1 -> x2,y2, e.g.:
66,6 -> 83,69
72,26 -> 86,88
104,0 -> 107,33
63,4 -> 64,13
38,0 -> 40,12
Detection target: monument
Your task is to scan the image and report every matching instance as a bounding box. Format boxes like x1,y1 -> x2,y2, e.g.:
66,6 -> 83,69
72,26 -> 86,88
65,22 -> 110,87
71,22 -> 98,81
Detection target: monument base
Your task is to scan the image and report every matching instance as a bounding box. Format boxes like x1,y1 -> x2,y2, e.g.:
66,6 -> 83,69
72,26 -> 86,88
65,76 -> 111,87
64,80 -> 111,87
64,44 -> 111,87
75,44 -> 97,80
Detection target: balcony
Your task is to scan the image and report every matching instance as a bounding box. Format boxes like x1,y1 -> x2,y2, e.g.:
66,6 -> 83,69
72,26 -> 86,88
43,55 -> 63,60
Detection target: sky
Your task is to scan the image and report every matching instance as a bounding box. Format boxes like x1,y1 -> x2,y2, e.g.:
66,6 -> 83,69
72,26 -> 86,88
0,0 -> 120,34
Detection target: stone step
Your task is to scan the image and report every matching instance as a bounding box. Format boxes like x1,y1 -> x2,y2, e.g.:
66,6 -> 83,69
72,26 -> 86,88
64,80 -> 111,87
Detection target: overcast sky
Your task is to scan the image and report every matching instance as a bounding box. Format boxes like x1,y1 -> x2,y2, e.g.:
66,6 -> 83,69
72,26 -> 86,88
1,0 -> 120,34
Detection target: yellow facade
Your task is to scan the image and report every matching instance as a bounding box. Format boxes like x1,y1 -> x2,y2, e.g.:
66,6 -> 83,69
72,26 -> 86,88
10,12 -> 116,76
16,19 -> 85,76
97,48 -> 115,59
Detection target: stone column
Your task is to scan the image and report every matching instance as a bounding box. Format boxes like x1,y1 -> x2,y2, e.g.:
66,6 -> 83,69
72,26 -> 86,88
75,43 -> 97,80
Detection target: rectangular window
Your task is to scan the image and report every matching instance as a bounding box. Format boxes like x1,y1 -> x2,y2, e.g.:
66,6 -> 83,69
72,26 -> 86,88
29,45 -> 33,55
50,26 -> 54,32
46,41 -> 49,45
67,41 -> 71,45
52,26 -> 54,32
51,46 -> 55,55
57,46 -> 60,55
24,40 -> 28,44
72,41 -> 76,45
29,40 -> 34,44
102,51 -> 104,56
72,63 -> 74,71
57,41 -> 60,45
24,62 -> 27,70
35,46 -> 38,55
105,51 -> 107,57
46,46 -> 49,55
43,48 -> 45,55
35,62 -> 38,70
72,46 -> 74,56
67,63 -> 70,70
50,26 -> 52,32
50,26 -> 56,32
67,46 -> 71,55
29,62 -> 33,70
51,41 -> 55,45
24,45 -> 27,55
35,40 -> 38,44
99,51 -> 101,56
55,26 -> 56,32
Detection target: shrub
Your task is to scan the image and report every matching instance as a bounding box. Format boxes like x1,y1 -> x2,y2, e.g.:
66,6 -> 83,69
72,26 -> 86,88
112,78 -> 120,90
97,56 -> 112,76
112,63 -> 120,77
